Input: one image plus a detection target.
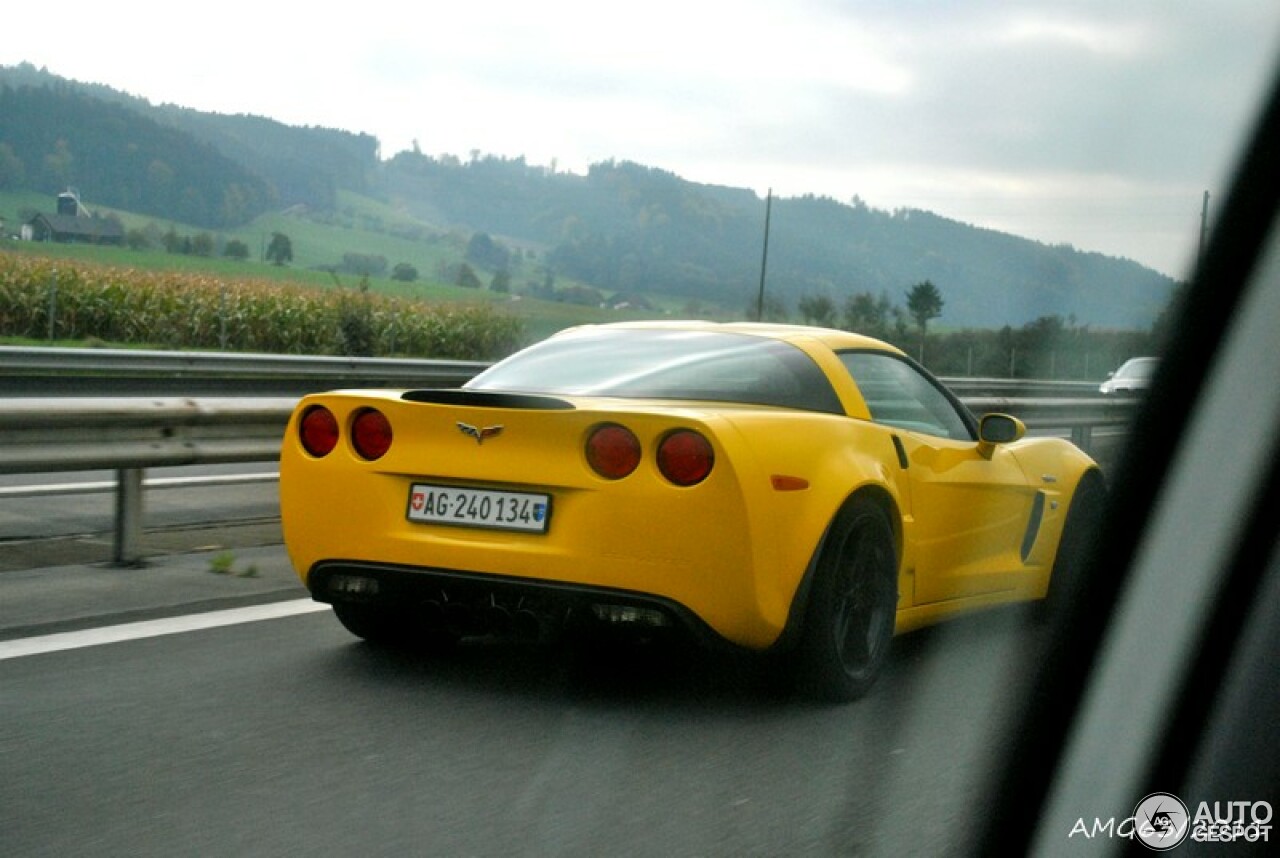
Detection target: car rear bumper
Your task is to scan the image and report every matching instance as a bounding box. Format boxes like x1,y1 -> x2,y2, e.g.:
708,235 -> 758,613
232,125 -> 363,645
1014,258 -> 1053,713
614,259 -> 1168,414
307,559 -> 737,648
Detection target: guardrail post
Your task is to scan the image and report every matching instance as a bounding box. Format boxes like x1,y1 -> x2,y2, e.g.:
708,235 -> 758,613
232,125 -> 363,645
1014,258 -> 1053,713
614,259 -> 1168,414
1071,425 -> 1094,454
114,468 -> 145,566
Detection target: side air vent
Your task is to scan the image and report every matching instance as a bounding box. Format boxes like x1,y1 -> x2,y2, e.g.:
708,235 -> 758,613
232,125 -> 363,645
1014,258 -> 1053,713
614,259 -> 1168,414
1021,491 -> 1047,562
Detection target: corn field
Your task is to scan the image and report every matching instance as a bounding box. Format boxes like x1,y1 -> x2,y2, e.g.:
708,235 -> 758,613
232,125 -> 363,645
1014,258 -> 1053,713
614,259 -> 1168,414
0,251 -> 524,360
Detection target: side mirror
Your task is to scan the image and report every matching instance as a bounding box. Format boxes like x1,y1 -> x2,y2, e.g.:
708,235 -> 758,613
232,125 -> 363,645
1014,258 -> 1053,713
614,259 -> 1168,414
977,413 -> 1026,458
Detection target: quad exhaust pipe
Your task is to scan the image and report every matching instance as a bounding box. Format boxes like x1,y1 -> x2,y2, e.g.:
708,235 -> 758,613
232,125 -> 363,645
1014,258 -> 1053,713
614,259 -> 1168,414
418,593 -> 559,641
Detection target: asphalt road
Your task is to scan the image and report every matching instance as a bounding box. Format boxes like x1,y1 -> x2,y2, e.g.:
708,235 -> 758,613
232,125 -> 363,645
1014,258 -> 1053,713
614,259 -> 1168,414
0,572 -> 1052,857
0,451 -> 1116,856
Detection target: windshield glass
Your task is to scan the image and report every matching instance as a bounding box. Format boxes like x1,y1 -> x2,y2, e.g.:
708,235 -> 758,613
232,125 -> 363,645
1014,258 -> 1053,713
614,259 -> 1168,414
467,328 -> 845,413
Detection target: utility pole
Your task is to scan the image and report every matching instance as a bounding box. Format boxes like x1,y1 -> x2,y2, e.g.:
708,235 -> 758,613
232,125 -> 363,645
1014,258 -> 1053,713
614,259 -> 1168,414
1198,190 -> 1210,267
755,188 -> 772,322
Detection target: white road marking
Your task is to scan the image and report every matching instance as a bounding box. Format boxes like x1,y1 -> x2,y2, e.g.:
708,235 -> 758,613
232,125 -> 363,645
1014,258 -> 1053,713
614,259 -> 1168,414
0,599 -> 330,661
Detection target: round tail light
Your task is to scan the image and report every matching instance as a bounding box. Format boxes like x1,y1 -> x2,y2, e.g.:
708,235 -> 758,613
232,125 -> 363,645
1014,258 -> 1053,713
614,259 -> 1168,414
657,429 -> 714,486
351,408 -> 393,460
586,424 -> 641,479
299,405 -> 340,457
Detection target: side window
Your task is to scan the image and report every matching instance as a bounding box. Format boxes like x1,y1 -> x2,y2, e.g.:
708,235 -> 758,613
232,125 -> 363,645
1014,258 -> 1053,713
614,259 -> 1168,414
840,351 -> 974,440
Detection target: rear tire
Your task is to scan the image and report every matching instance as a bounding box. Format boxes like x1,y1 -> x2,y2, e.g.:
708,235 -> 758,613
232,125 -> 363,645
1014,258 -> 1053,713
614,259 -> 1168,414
795,498 -> 898,702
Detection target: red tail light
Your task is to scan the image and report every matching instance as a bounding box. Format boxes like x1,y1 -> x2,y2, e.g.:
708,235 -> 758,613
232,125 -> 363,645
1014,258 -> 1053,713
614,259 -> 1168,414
586,423 -> 641,479
351,408 -> 393,460
299,405 -> 339,457
658,429 -> 714,486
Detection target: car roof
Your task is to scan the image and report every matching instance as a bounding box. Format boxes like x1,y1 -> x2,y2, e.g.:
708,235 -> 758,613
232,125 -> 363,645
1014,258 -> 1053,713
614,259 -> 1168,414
555,319 -> 906,356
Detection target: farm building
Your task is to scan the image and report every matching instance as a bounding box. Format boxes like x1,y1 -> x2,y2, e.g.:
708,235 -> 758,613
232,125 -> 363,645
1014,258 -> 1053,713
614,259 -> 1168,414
24,190 -> 125,245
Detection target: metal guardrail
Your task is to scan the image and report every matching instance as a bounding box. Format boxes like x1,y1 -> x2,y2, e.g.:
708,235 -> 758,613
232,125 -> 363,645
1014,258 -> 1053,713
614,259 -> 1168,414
0,397 -> 296,565
0,396 -> 295,472
944,377 -> 1102,397
0,346 -> 488,396
963,395 -> 1135,452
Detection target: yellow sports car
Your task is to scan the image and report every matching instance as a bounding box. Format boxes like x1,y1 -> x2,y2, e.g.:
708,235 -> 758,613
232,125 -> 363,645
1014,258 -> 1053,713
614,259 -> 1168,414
280,321 -> 1103,700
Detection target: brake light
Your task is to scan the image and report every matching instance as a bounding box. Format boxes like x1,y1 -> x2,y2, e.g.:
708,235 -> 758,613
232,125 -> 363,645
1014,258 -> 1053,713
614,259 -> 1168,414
586,423 -> 641,479
299,405 -> 339,457
351,408 -> 393,460
657,429 -> 714,486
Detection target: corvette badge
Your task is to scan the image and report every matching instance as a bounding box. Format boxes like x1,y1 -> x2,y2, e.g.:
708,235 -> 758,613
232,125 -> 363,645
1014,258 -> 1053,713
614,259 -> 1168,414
457,422 -> 504,444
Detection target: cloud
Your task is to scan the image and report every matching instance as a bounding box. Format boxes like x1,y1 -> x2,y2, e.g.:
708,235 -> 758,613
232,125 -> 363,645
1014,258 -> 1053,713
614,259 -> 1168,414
3,0 -> 1277,275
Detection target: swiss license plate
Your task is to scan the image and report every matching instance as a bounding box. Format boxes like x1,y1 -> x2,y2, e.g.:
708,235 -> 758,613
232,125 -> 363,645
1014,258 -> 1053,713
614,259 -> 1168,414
406,484 -> 551,533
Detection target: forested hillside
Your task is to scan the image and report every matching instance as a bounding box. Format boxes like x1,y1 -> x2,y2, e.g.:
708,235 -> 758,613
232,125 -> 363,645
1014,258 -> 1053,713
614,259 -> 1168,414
0,63 -> 1176,328
146,107 -> 379,212
0,80 -> 275,227
378,154 -> 1171,326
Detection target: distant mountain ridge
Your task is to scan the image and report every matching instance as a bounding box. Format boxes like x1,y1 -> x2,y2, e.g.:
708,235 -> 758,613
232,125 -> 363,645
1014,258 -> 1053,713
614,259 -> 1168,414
0,62 -> 1175,328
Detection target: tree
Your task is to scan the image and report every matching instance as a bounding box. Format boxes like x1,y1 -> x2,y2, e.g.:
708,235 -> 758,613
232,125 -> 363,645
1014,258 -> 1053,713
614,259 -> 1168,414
391,262 -> 419,283
41,139 -> 74,189
224,239 -> 250,260
162,228 -> 185,254
191,233 -> 215,257
0,143 -> 26,190
456,263 -> 482,289
126,228 -> 152,251
843,291 -> 893,339
466,232 -> 510,270
341,253 -> 387,276
748,294 -> 788,322
265,232 -> 293,266
798,294 -> 837,326
906,280 -> 944,362
490,269 -> 511,293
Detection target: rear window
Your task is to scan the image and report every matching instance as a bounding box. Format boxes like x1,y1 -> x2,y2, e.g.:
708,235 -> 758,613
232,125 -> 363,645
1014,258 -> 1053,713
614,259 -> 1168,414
467,328 -> 844,414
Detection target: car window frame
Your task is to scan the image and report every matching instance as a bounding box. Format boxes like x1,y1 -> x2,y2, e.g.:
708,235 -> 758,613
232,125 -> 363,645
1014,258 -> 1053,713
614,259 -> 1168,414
837,349 -> 978,441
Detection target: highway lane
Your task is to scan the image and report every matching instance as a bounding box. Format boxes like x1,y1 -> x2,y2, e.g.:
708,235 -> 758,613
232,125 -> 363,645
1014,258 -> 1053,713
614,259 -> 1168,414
0,600 -> 1050,857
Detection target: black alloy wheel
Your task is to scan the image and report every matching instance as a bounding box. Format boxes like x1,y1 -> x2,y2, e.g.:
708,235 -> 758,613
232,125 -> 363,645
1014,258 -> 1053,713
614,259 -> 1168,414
797,497 -> 899,702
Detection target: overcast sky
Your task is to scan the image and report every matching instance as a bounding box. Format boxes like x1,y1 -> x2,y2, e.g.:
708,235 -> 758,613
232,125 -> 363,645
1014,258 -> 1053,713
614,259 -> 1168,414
5,1 -> 1278,277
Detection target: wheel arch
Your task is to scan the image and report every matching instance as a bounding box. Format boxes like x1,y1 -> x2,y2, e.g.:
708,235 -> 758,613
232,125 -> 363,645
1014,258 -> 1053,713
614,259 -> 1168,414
770,482 -> 903,653
1074,464 -> 1107,499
